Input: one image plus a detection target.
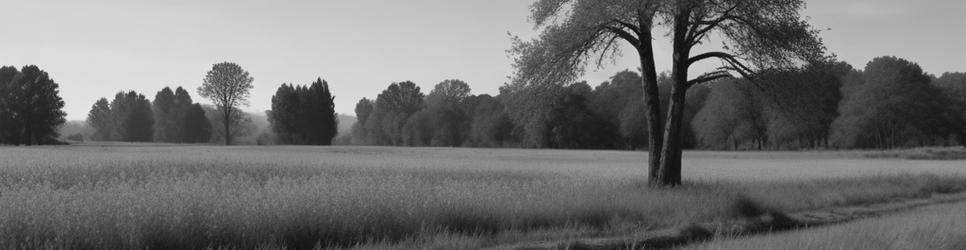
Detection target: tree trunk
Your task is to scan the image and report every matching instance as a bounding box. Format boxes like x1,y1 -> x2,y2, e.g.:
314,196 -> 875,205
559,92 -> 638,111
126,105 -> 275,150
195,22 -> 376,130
655,9 -> 691,187
657,83 -> 687,186
223,108 -> 231,145
638,28 -> 664,185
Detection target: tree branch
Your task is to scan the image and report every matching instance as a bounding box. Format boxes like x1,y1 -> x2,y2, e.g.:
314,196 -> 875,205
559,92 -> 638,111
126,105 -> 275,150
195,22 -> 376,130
688,51 -> 754,74
613,19 -> 642,37
604,26 -> 640,46
686,70 -> 732,87
596,34 -> 622,67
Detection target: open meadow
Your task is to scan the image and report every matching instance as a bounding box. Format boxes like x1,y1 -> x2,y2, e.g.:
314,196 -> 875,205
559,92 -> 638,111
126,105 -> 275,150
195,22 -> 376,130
0,145 -> 964,249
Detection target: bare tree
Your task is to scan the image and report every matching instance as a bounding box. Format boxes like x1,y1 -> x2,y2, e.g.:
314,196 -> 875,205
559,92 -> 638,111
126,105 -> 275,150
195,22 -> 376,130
198,62 -> 254,145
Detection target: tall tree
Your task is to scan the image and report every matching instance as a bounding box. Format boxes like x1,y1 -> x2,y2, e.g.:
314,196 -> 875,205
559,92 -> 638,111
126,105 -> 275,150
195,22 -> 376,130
0,66 -> 21,144
425,79 -> 472,146
172,87 -> 194,142
269,84 -> 299,144
87,98 -> 113,141
514,0 -> 824,186
153,87 -> 177,142
654,1 -> 824,185
351,98 -> 375,144
312,78 -> 338,145
0,65 -> 67,145
198,62 -> 254,145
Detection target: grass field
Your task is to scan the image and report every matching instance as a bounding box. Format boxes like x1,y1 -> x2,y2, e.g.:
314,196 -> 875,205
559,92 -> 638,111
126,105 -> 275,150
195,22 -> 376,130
0,144 -> 964,249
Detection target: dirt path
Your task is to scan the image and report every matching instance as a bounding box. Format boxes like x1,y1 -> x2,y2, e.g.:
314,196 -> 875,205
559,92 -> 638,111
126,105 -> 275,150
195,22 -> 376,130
485,192 -> 966,250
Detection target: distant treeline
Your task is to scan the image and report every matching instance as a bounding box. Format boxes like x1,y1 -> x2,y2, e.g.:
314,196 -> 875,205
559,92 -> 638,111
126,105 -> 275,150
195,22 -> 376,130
350,56 -> 966,150
87,87 -> 213,143
83,79 -> 339,146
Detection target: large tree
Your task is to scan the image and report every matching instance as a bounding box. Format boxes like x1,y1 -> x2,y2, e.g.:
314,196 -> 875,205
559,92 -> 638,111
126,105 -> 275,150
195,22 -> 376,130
425,79 -> 472,146
311,78 -> 338,145
198,62 -> 254,145
513,0 -> 824,186
370,81 -> 425,146
0,66 -> 21,144
0,65 -> 67,145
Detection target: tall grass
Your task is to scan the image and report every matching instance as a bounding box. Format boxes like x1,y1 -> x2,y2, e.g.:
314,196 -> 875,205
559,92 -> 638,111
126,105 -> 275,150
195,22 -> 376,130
0,146 -> 962,249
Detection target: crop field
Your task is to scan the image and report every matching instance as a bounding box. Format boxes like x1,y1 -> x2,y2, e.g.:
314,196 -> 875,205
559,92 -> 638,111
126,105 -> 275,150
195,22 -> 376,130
0,145 -> 964,249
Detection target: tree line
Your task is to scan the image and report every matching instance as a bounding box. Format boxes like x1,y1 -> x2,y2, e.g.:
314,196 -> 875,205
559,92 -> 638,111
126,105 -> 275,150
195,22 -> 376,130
348,56 -> 966,151
83,62 -> 339,146
0,61 -> 338,146
86,87 -> 212,143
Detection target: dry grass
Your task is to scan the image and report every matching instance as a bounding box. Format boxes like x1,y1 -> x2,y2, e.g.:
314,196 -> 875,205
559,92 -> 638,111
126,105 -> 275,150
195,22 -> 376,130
0,145 -> 963,249
684,200 -> 966,250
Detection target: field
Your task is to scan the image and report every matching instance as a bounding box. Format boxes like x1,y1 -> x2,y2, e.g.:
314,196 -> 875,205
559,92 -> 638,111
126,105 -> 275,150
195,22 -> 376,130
0,144 -> 964,249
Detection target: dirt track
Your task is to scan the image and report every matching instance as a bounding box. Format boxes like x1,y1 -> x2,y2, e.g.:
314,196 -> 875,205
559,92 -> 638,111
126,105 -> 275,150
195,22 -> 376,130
486,192 -> 966,250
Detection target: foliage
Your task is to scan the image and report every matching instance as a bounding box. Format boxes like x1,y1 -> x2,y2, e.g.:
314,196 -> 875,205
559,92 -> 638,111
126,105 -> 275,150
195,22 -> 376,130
831,56 -> 957,149
182,103 -> 212,143
362,81 -> 425,146
351,98 -> 375,145
87,98 -> 113,141
152,87 -> 195,142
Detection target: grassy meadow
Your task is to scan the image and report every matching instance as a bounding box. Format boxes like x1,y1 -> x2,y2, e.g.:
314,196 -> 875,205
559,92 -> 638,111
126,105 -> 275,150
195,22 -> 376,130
0,145 -> 964,249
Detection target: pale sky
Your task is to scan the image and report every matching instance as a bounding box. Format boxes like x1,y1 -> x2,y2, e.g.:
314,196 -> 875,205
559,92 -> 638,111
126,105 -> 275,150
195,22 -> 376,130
1,0 -> 963,120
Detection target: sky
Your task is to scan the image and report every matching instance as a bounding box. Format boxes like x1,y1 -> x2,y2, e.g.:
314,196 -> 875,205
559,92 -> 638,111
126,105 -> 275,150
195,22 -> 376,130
1,0 -> 964,121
